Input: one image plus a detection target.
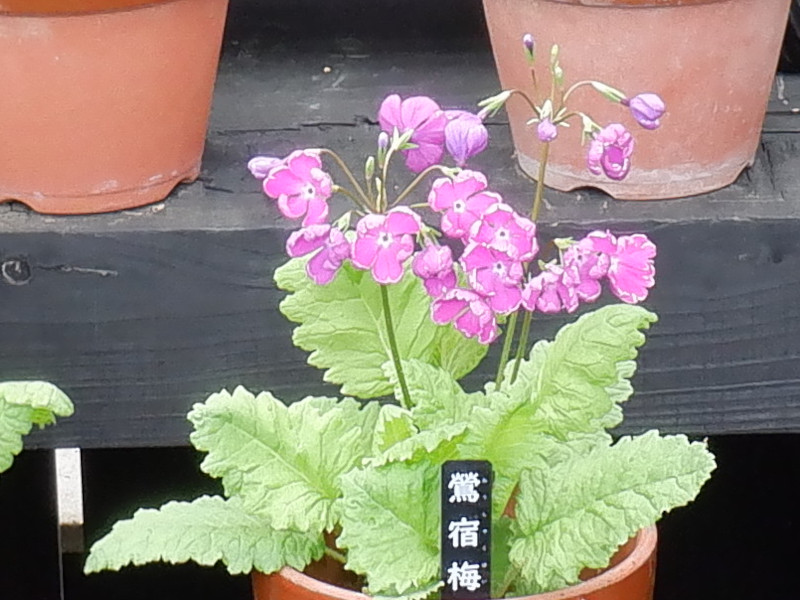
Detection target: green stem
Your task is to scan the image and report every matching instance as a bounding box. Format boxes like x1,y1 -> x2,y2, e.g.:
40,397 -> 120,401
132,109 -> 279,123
494,311 -> 519,390
510,310 -> 532,385
531,141 -> 550,221
390,165 -> 449,208
324,546 -> 347,564
507,88 -> 540,116
319,148 -> 373,210
381,285 -> 412,409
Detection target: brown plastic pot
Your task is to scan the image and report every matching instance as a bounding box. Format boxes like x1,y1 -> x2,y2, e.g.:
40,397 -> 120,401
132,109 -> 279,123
252,525 -> 657,600
0,0 -> 229,214
481,0 -> 792,199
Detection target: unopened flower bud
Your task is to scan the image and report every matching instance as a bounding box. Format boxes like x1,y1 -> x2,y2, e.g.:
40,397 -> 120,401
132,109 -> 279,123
623,93 -> 666,130
247,156 -> 282,180
378,132 -> 389,150
365,156 -> 375,181
523,33 -> 535,60
537,118 -> 558,143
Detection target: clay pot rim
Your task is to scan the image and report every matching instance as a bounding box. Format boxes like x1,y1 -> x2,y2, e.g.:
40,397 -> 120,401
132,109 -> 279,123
272,524 -> 657,600
0,1 -> 178,18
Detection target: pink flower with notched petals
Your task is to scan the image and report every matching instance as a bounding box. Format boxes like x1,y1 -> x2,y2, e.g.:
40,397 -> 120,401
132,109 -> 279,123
412,244 -> 457,298
583,231 -> 656,303
521,265 -> 579,314
469,203 -> 538,262
378,95 -> 447,173
561,238 -> 611,303
263,150 -> 333,226
586,124 -> 635,181
351,207 -> 422,285
286,224 -> 350,285
460,243 -> 523,314
428,171 -> 502,239
431,288 -> 498,344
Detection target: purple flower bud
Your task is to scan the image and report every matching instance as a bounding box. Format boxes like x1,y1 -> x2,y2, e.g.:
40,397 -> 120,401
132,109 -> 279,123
444,110 -> 489,167
624,93 -> 665,130
378,131 -> 390,150
523,33 -> 535,56
247,156 -> 283,180
537,118 -> 558,142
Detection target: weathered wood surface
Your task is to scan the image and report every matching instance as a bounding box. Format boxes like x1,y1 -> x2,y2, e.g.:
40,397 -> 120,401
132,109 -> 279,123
2,11 -> 800,446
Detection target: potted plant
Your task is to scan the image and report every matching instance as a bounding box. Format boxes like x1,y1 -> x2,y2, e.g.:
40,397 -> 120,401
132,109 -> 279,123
481,0 -> 793,199
84,48 -> 715,599
0,381 -> 74,475
0,0 -> 229,214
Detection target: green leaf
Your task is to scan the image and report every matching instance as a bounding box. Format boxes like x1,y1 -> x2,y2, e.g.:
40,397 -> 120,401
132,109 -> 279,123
490,516 -> 515,599
373,405 -> 417,454
504,305 -> 657,437
367,423 -> 467,468
338,461 -> 440,595
373,581 -> 444,600
0,382 -> 73,474
456,392 -> 609,516
84,495 -> 324,575
188,386 -> 380,533
276,259 -> 486,399
509,431 -> 716,594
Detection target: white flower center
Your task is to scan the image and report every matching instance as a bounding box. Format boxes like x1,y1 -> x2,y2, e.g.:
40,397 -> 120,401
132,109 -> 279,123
377,231 -> 394,248
496,228 -> 509,240
302,183 -> 316,199
453,199 -> 466,213
492,262 -> 506,276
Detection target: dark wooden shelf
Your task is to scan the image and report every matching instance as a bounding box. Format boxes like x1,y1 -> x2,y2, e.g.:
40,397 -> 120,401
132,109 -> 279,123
3,6 -> 800,447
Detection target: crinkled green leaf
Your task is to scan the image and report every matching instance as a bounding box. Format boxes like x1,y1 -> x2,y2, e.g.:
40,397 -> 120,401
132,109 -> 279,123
0,382 -> 73,474
188,386 -> 380,532
367,423 -> 467,468
373,405 -> 417,454
338,461 -> 440,595
432,322 -> 488,381
491,516 -> 514,599
276,259 -> 486,399
503,305 -> 657,437
84,495 -> 323,575
386,360 -> 489,430
509,431 -> 716,594
373,581 -> 444,600
456,392 -> 609,516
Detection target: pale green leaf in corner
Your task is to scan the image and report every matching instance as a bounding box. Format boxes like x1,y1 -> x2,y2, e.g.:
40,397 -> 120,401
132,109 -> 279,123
188,386 -> 380,533
373,580 -> 444,600
84,495 -> 324,575
0,382 -> 73,474
509,430 -> 716,594
372,405 -> 417,454
276,259 -> 487,399
338,460 -> 441,596
503,305 -> 657,438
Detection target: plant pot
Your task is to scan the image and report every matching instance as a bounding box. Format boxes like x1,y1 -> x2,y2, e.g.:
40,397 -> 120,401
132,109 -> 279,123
0,0 -> 229,214
252,525 -> 657,600
481,0 -> 792,200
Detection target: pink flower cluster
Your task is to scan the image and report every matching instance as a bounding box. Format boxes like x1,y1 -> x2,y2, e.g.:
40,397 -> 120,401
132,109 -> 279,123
405,169 -> 656,342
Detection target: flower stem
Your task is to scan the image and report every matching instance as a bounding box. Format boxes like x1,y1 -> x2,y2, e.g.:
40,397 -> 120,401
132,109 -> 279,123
324,546 -> 347,564
510,310 -> 532,385
381,284 -> 412,408
391,165 -> 450,208
531,141 -> 550,221
319,148 -> 373,211
494,311 -> 518,390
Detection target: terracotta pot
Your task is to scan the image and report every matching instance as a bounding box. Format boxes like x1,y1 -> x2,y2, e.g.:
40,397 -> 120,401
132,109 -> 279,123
481,0 -> 792,199
252,525 -> 657,600
0,0 -> 229,214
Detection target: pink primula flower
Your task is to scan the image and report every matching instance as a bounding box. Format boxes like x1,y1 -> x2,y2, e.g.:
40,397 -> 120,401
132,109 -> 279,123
263,150 -> 333,226
378,94 -> 447,173
412,244 -> 457,298
460,243 -> 523,314
351,207 -> 422,285
469,203 -> 538,262
586,123 -> 635,181
583,230 -> 656,303
428,171 -> 502,239
431,288 -> 499,344
286,224 -> 350,285
444,110 -> 489,167
522,265 -> 579,314
562,238 -> 611,303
